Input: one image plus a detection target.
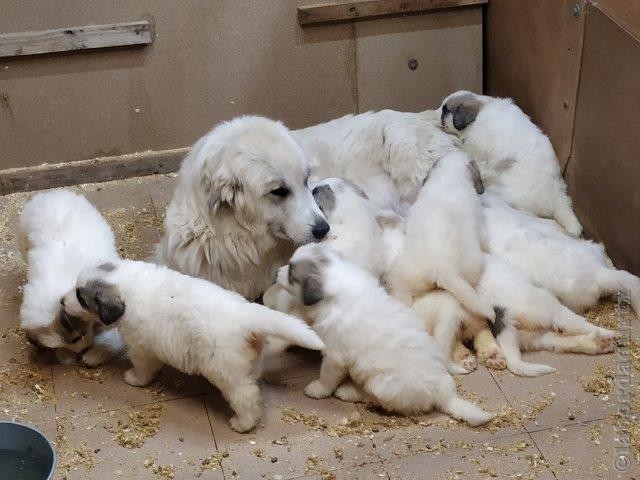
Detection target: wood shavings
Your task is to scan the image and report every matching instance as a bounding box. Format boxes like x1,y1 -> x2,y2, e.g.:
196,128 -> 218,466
144,458 -> 176,478
200,451 -> 227,471
522,393 -> 555,420
104,403 -> 164,448
74,366 -> 105,383
305,455 -> 335,480
581,364 -> 614,396
585,299 -> 620,330
56,416 -> 100,476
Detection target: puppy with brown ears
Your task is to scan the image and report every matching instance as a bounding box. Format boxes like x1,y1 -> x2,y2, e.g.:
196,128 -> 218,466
386,149 -> 496,322
61,259 -> 324,433
438,90 -> 582,236
278,244 -> 494,426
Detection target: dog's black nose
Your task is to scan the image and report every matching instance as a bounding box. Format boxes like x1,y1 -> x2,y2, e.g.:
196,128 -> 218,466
312,219 -> 330,240
26,334 -> 42,348
60,297 -> 65,306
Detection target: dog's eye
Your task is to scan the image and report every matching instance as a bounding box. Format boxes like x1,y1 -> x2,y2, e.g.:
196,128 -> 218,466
270,186 -> 290,198
76,288 -> 88,310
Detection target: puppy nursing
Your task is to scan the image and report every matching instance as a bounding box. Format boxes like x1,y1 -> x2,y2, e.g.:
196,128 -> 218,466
279,244 -> 494,426
387,149 -> 495,321
439,91 -> 582,236
19,190 -> 124,366
62,259 -> 324,432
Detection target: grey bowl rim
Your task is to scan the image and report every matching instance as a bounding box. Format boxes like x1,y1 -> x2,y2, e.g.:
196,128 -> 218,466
0,420 -> 56,480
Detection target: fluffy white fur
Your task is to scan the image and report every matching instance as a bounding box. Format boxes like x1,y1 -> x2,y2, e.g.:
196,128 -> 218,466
293,109 -> 460,212
387,149 -> 495,321
62,259 -> 324,433
278,244 -> 494,426
157,116 -> 329,300
18,189 -> 124,366
438,91 -> 582,236
484,194 -> 640,316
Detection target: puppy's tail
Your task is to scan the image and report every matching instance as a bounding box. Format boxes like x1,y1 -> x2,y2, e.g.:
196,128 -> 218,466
438,395 -> 494,426
597,268 -> 640,316
553,196 -> 582,237
246,308 -> 324,351
437,273 -> 495,321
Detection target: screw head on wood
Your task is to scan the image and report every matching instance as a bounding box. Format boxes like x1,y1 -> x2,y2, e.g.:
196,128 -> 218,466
572,3 -> 582,17
408,58 -> 419,71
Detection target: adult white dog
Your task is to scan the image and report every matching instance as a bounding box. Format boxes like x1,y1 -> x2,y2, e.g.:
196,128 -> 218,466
438,90 -> 582,236
293,109 -> 460,212
278,244 -> 494,425
19,190 -> 124,366
157,116 -> 329,300
61,259 -> 324,433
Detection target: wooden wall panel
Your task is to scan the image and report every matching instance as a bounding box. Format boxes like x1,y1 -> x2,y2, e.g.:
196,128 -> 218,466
485,0 -> 585,167
355,7 -> 482,112
566,5 -> 640,274
0,1 -> 357,169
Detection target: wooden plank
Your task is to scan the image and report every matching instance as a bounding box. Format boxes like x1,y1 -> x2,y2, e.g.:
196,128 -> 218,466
298,0 -> 487,25
0,148 -> 188,195
0,21 -> 152,58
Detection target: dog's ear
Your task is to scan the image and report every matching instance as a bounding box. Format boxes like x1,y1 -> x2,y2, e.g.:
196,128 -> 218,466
77,281 -> 125,325
312,184 -> 336,215
289,259 -> 325,306
301,276 -> 324,306
200,166 -> 255,225
341,179 -> 368,200
467,160 -> 484,194
451,95 -> 481,130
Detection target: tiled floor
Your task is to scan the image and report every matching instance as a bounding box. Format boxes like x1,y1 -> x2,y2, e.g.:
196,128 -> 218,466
0,174 -> 638,480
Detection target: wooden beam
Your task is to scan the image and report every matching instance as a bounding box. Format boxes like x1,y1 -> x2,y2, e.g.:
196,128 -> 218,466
0,148 -> 188,195
0,21 -> 152,58
298,0 -> 487,25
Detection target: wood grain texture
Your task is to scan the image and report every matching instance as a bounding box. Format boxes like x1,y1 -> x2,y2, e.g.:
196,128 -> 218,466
0,21 -> 151,58
0,148 -> 187,195
298,0 -> 487,25
485,0 -> 585,168
566,5 -> 640,275
591,0 -> 640,41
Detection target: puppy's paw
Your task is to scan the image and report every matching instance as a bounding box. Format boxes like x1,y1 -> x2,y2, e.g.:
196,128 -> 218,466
124,369 -> 148,387
459,354 -> 478,373
448,362 -> 472,376
82,346 -> 112,368
55,348 -> 78,365
230,415 -> 257,433
304,380 -> 333,399
482,351 -> 507,370
334,383 -> 364,403
596,327 -> 618,339
596,336 -> 616,354
510,362 -> 556,377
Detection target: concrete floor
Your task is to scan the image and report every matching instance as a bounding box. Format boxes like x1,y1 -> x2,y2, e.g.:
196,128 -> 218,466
0,174 -> 638,480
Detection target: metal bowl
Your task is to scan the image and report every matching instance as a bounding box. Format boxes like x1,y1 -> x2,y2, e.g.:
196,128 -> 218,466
0,422 -> 56,480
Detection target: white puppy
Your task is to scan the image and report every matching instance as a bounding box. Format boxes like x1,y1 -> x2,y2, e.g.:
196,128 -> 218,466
484,194 -> 640,315
293,109 -> 460,212
157,116 -> 329,301
278,244 -> 494,426
438,91 -> 582,236
387,149 -> 495,321
61,259 -> 324,433
19,190 -> 124,366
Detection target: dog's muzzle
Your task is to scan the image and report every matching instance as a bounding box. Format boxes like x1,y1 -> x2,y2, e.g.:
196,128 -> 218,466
311,219 -> 330,240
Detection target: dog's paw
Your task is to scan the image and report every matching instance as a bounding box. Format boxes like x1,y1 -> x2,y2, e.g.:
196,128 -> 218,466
55,348 -> 78,365
459,354 -> 478,373
596,336 -> 616,354
483,351 -> 507,370
230,415 -> 257,433
334,383 -> 364,403
124,369 -> 147,387
304,380 -> 333,399
510,362 -> 556,377
448,362 -> 472,376
82,346 -> 112,368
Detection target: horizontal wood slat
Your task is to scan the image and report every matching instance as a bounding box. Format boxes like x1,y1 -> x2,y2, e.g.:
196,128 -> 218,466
298,0 -> 487,25
0,21 -> 152,58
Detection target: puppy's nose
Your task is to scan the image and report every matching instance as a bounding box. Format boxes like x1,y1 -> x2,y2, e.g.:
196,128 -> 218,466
26,334 -> 42,348
312,219 -> 330,240
60,297 -> 65,306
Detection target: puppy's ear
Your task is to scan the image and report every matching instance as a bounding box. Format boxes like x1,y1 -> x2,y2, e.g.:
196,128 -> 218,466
467,160 -> 484,194
341,179 -> 368,200
301,276 -> 324,306
77,281 -> 125,325
312,184 -> 335,215
452,97 -> 481,130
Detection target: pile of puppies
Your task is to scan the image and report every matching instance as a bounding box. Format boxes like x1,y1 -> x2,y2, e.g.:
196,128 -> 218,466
18,91 -> 640,433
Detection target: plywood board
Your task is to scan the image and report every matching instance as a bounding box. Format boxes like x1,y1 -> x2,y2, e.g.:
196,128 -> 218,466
485,0 -> 585,168
591,0 -> 640,41
298,0 -> 487,25
355,7 -> 482,112
0,1 -> 357,169
0,22 -> 152,58
566,5 -> 640,274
